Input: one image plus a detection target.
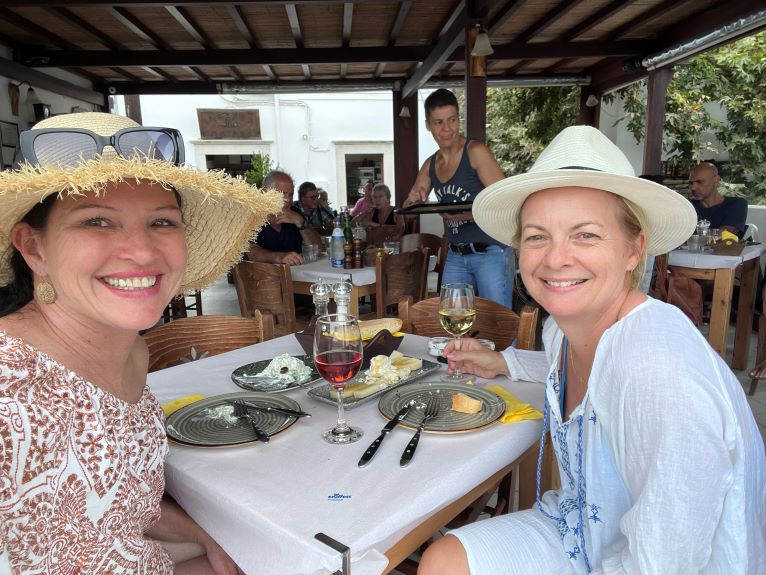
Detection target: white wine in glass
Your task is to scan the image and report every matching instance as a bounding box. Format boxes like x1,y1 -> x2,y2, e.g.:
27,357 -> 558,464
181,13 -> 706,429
439,283 -> 475,383
314,314 -> 364,444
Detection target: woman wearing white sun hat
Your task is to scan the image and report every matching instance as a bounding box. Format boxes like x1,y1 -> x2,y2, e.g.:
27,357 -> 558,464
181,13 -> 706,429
419,126 -> 766,574
0,112 -> 281,574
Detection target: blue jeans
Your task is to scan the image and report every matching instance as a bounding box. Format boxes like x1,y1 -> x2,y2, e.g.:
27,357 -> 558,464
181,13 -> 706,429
442,245 -> 515,308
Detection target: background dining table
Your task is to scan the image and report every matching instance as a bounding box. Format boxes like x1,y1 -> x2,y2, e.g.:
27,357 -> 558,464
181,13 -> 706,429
668,242 -> 766,368
148,333 -> 545,575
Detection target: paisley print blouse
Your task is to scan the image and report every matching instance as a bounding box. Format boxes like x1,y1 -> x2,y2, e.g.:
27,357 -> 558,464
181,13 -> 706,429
0,331 -> 173,574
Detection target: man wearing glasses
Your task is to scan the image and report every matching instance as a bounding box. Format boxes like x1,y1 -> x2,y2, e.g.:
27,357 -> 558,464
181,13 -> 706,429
250,171 -> 322,265
292,181 -> 335,233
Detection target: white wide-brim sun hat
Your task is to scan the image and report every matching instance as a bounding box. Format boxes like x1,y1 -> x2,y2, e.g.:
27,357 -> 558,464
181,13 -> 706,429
473,125 -> 697,256
0,112 -> 282,293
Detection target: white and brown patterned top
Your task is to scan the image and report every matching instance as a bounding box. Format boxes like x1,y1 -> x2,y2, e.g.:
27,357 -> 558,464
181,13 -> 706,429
0,331 -> 173,574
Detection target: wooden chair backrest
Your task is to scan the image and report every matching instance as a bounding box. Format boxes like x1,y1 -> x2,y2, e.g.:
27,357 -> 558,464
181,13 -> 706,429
143,313 -> 274,372
400,233 -> 446,292
398,296 -> 540,351
375,248 -> 429,318
232,260 -> 296,336
366,224 -> 404,248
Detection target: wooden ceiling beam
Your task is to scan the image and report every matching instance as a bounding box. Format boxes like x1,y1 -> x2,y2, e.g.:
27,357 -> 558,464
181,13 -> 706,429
46,7 -> 126,50
0,7 -> 79,50
402,0 -> 467,98
488,0 -> 525,33
604,0 -> 680,41
284,4 -> 310,79
375,0 -> 412,78
561,0 -> 634,41
3,1 -> 384,5
108,66 -> 141,81
0,55 -> 106,105
225,5 -> 275,80
106,6 -> 170,49
166,6 -> 212,48
489,39 -> 650,59
342,3 -> 353,46
22,46 -> 431,67
143,66 -> 176,80
515,0 -> 589,43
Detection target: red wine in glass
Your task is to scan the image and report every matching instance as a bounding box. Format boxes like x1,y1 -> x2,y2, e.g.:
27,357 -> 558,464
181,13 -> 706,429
314,314 -> 364,444
315,350 -> 362,387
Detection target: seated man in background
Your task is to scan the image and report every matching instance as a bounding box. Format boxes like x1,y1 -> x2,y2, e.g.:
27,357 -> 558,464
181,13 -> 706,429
293,180 -> 334,233
250,170 -> 322,265
689,162 -> 748,237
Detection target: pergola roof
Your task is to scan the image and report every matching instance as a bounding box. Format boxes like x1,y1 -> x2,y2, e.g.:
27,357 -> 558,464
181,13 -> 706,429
0,0 -> 764,101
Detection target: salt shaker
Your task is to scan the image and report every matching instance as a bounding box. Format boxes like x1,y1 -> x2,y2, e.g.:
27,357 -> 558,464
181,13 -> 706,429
310,279 -> 330,317
332,278 -> 352,319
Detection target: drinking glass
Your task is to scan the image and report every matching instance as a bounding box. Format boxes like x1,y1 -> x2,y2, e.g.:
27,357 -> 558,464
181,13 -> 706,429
438,283 -> 475,383
314,314 -> 364,444
709,228 -> 721,245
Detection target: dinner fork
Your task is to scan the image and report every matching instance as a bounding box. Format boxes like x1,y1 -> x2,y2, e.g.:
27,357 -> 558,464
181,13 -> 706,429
399,395 -> 440,467
232,400 -> 270,443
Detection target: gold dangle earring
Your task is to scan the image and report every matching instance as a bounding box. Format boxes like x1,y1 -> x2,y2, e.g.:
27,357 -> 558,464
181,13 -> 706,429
36,279 -> 57,305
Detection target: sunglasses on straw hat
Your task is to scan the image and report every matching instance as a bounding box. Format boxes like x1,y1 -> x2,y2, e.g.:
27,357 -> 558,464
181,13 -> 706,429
19,126 -> 184,167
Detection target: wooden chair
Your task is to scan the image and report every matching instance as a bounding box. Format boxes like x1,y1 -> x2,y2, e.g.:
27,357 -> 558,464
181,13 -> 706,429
398,295 -> 540,351
143,313 -> 274,373
366,224 -> 404,248
375,249 -> 429,318
400,232 -> 447,295
232,260 -> 297,336
162,290 -> 203,322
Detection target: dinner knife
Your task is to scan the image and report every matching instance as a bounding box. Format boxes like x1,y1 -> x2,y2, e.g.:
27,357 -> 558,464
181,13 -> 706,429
243,401 -> 311,418
357,401 -> 414,467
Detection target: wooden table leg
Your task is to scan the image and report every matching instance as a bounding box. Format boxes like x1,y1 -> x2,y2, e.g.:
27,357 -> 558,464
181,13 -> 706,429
349,286 -> 360,318
732,258 -> 758,369
707,268 -> 735,357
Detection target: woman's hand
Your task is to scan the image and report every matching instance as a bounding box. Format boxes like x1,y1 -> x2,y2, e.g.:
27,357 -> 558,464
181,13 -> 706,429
204,540 -> 245,575
443,338 -> 509,379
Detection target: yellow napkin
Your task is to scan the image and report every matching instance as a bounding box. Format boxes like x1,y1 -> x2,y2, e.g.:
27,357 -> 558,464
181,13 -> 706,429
721,230 -> 739,243
162,394 -> 206,417
486,385 -> 543,424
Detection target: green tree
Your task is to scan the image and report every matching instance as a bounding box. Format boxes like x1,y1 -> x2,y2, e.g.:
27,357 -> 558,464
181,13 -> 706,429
486,86 -> 580,175
244,152 -> 273,188
485,31 -> 766,201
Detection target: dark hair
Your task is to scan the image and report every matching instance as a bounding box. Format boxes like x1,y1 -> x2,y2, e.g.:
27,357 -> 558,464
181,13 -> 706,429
0,195 -> 57,317
424,89 -> 459,120
298,181 -> 317,199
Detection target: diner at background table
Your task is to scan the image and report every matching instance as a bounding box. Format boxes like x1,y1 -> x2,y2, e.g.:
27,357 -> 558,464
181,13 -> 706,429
688,162 -> 748,237
250,170 -> 322,266
351,182 -> 405,230
148,333 -> 545,575
420,126 -> 766,574
0,112 -> 280,574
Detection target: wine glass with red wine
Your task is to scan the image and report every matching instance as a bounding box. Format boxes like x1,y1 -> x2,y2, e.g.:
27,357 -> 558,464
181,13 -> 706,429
314,314 -> 364,444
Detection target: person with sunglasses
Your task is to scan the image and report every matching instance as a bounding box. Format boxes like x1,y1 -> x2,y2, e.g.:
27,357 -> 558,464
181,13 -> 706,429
292,180 -> 335,234
0,112 -> 281,574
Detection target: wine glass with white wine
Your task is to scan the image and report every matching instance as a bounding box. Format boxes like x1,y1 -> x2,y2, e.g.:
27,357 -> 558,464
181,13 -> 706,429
438,283 -> 475,383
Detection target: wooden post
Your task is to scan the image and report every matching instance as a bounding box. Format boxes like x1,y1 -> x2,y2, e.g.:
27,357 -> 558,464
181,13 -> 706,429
393,89 -> 419,229
578,86 -> 600,128
642,67 -> 674,177
465,25 -> 488,142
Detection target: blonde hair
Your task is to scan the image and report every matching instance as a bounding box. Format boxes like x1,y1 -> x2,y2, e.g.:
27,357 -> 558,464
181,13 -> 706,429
513,191 -> 649,290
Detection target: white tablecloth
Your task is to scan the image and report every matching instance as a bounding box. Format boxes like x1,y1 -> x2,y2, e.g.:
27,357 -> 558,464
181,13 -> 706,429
668,243 -> 766,269
290,256 -> 376,287
148,334 -> 543,575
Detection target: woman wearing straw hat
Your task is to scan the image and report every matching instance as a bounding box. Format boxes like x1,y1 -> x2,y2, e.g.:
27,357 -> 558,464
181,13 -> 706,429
419,126 -> 766,574
0,113 -> 281,574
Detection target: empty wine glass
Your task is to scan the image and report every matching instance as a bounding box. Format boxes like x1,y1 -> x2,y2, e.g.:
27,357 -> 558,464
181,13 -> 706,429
438,283 -> 475,383
314,314 -> 364,444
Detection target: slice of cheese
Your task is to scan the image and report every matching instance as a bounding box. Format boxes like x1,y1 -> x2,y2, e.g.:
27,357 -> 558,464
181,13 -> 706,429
358,318 -> 403,340
451,392 -> 483,414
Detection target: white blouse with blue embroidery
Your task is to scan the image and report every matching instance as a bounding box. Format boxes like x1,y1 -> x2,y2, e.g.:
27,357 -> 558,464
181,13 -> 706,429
501,297 -> 766,574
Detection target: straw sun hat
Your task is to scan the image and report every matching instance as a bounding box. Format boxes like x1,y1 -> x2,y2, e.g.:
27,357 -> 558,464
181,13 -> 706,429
473,125 -> 697,256
0,112 -> 282,293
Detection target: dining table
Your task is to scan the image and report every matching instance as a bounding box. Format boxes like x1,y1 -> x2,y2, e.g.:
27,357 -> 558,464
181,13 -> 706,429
289,254 -> 437,318
290,256 -> 376,318
148,333 -> 545,575
668,242 -> 766,368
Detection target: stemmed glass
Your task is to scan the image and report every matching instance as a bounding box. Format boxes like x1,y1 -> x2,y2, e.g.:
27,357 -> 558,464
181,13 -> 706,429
314,314 -> 364,444
438,283 -> 476,383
